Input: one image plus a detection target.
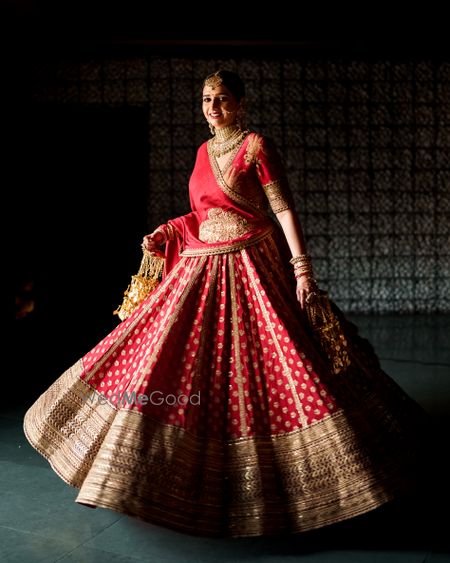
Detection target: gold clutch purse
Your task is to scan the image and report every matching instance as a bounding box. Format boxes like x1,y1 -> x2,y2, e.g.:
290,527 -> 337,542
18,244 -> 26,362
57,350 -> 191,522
305,289 -> 351,374
114,249 -> 165,321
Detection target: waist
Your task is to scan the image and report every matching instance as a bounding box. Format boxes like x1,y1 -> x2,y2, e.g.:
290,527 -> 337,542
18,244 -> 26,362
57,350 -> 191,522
181,223 -> 274,256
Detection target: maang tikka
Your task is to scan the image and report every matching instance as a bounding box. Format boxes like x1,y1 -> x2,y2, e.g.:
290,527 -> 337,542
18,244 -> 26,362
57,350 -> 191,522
204,73 -> 223,89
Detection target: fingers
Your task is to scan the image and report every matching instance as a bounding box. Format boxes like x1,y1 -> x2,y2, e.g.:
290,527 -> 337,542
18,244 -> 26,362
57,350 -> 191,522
297,285 -> 316,308
297,287 -> 306,309
296,272 -> 317,307
142,231 -> 165,251
142,234 -> 157,251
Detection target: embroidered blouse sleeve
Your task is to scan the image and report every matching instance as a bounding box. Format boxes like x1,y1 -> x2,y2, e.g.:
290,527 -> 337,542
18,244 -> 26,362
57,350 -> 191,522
256,136 -> 295,214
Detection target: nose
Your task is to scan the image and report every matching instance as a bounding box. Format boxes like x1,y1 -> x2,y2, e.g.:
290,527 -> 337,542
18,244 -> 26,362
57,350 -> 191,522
212,98 -> 221,109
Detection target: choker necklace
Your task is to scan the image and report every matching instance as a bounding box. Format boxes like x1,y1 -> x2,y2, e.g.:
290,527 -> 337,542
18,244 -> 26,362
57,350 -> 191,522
210,124 -> 249,158
214,124 -> 241,142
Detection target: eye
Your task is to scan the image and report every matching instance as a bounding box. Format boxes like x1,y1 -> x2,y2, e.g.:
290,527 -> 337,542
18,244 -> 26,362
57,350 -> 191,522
203,97 -> 211,103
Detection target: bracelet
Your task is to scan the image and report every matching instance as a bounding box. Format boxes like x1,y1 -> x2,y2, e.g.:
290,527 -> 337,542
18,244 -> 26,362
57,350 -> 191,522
289,253 -> 312,266
295,272 -> 316,280
165,222 -> 176,241
294,268 -> 314,277
290,253 -> 315,282
154,222 -> 176,244
294,269 -> 313,277
154,227 -> 167,243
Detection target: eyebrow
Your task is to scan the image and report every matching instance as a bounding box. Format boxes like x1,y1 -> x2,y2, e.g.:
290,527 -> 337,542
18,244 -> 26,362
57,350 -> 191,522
202,93 -> 229,97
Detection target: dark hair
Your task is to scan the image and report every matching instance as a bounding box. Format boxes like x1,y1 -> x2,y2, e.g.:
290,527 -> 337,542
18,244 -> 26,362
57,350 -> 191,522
203,70 -> 246,101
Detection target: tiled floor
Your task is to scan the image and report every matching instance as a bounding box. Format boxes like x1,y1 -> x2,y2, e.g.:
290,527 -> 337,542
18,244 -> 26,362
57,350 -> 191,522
2,314 -> 449,562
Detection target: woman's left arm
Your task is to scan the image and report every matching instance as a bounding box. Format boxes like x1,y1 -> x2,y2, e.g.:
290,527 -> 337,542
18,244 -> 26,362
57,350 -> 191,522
276,209 -> 317,308
255,135 -> 317,308
275,208 -> 308,257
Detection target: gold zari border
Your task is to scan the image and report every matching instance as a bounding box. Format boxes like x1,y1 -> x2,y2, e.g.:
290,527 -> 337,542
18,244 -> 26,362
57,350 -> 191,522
262,179 -> 292,214
180,226 -> 274,256
23,358 -> 420,538
229,254 -> 248,436
207,133 -> 268,217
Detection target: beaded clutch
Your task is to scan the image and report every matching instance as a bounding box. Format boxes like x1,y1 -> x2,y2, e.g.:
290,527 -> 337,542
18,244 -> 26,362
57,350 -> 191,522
114,249 -> 165,321
305,289 -> 351,374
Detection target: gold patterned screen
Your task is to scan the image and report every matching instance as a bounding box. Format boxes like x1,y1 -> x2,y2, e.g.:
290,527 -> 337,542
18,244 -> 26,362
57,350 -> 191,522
32,57 -> 450,313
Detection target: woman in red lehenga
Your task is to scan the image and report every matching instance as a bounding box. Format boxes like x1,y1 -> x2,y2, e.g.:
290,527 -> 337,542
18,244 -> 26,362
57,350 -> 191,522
23,70 -> 426,538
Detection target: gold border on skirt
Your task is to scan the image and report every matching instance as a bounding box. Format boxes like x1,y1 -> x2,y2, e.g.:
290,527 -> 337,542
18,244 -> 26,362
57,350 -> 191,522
23,359 -> 420,537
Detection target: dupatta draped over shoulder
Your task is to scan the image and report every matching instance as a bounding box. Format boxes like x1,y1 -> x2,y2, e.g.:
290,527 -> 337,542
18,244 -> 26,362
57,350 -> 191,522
163,132 -> 294,276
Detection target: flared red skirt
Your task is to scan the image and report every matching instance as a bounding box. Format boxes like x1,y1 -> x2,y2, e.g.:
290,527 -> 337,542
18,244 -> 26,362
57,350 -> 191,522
23,231 -> 426,537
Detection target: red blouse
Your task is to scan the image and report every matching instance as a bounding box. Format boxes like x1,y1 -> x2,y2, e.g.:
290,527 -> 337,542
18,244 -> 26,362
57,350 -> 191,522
162,132 -> 295,277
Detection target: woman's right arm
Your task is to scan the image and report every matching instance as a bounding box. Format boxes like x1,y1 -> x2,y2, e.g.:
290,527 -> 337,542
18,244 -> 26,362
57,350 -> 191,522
142,230 -> 164,251
142,222 -> 176,251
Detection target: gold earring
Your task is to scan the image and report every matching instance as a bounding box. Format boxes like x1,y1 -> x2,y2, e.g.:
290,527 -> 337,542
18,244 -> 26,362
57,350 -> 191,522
209,122 -> 215,136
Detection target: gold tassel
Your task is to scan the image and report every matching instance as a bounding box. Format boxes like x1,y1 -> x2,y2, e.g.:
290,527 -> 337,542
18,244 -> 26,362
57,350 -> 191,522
114,249 -> 165,321
305,289 -> 351,374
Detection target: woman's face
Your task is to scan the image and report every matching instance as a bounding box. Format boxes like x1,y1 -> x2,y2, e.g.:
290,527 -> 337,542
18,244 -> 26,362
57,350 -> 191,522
202,84 -> 240,129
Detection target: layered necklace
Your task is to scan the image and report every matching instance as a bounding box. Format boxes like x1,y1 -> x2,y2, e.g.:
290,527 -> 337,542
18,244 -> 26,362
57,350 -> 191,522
209,124 -> 249,158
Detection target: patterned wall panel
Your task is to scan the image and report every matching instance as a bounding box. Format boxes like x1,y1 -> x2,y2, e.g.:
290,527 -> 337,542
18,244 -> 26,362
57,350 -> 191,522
31,57 -> 450,313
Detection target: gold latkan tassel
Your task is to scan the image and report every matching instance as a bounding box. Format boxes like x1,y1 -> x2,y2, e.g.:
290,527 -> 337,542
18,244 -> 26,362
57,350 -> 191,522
305,289 -> 351,374
114,249 -> 165,321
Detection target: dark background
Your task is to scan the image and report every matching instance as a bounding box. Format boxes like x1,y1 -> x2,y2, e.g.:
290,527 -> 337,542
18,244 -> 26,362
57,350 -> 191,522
7,5 -> 449,395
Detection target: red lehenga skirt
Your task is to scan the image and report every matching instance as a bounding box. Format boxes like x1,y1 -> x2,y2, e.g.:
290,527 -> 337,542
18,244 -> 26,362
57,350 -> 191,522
23,229 -> 426,537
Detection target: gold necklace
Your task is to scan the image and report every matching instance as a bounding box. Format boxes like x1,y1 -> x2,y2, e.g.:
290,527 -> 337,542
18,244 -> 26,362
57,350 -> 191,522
209,125 -> 249,158
214,124 -> 241,142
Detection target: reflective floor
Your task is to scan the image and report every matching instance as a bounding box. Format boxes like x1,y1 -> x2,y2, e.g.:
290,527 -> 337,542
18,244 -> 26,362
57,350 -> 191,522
2,314 -> 449,562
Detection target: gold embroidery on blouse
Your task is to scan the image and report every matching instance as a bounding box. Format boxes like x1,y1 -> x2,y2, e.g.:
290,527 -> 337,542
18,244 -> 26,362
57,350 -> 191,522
244,133 -> 263,165
207,136 -> 268,217
263,180 -> 292,214
207,131 -> 249,176
199,208 -> 253,243
223,167 -> 252,199
223,166 -> 268,214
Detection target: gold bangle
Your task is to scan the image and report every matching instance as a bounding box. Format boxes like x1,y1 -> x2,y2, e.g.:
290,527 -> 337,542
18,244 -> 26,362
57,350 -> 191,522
290,254 -> 312,265
166,222 -> 175,241
154,228 -> 167,243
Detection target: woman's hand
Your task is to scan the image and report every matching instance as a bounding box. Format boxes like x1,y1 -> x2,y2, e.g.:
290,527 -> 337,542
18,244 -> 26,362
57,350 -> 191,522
142,231 -> 165,252
296,275 -> 318,309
